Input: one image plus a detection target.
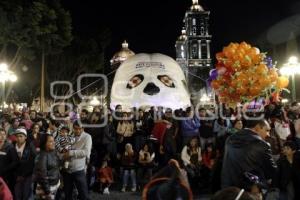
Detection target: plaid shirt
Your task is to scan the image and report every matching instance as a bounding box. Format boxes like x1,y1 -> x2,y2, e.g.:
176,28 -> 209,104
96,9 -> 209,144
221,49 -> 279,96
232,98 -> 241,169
55,135 -> 75,153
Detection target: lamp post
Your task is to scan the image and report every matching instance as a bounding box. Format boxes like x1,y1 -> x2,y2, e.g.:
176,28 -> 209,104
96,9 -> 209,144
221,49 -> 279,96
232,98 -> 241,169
0,63 -> 17,110
280,56 -> 300,102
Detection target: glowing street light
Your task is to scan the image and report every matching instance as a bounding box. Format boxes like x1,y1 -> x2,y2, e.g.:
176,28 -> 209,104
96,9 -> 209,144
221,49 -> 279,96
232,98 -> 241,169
0,63 -> 17,82
280,56 -> 300,102
0,63 -> 8,71
90,96 -> 100,106
200,93 -> 210,103
281,98 -> 289,104
0,63 -> 17,110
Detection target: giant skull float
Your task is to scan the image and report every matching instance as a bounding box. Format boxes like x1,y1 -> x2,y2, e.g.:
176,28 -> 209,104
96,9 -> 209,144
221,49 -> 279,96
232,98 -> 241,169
110,53 -> 191,110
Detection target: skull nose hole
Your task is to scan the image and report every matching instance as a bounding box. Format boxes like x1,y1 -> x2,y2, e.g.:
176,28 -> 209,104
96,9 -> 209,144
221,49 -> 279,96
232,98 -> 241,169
143,82 -> 160,96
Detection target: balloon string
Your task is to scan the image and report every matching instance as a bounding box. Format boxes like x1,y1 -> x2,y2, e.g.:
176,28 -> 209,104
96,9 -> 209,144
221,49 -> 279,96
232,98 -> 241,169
63,68 -> 118,100
183,69 -> 209,82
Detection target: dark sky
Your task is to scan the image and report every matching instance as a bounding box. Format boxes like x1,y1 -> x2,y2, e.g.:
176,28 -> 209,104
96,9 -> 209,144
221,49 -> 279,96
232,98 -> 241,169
61,0 -> 300,61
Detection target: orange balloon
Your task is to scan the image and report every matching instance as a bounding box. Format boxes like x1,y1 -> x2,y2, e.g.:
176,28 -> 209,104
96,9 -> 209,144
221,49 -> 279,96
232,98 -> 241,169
252,54 -> 262,65
241,57 -> 252,68
268,68 -> 278,82
216,52 -> 225,61
224,59 -> 234,68
256,64 -> 268,75
239,41 -> 251,50
276,76 -> 289,88
259,78 -> 271,87
249,86 -> 261,96
223,46 -> 236,58
228,42 -> 239,50
211,80 -> 220,89
236,47 -> 246,55
237,87 -> 247,95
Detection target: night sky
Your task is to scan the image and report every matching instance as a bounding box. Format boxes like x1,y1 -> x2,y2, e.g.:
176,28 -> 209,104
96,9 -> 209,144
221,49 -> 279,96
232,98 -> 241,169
61,0 -> 300,61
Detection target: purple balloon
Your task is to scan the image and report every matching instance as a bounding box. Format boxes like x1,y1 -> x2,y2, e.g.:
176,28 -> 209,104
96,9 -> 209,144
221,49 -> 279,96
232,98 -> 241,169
265,56 -> 272,68
209,69 -> 218,80
209,69 -> 217,76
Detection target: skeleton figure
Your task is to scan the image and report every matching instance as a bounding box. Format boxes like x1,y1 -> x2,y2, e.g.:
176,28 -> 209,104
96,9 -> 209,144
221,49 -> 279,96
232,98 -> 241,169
110,53 -> 191,110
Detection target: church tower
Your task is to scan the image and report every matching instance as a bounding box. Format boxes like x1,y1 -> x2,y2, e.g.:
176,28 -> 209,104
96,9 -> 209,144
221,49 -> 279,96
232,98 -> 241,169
176,0 -> 212,99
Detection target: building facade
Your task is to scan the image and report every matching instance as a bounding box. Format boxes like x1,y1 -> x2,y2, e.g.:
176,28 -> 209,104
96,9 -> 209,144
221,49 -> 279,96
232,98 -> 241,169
176,0 -> 212,104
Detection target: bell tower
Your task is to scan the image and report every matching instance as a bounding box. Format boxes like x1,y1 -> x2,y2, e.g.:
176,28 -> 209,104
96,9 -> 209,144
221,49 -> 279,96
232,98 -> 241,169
176,0 -> 212,96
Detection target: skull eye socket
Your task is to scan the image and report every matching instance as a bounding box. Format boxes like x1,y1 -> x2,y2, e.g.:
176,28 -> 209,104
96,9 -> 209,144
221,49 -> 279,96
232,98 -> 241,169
157,75 -> 175,88
127,74 -> 144,89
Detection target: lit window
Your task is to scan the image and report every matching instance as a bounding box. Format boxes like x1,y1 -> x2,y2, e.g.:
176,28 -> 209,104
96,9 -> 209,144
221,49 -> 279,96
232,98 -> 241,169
192,18 -> 196,25
192,27 -> 197,35
200,27 -> 204,35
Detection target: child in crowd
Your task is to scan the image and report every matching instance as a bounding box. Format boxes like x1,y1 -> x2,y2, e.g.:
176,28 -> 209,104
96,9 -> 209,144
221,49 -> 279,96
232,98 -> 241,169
242,172 -> 265,200
121,143 -> 136,192
98,156 -> 114,195
202,143 -> 216,170
55,126 -> 75,169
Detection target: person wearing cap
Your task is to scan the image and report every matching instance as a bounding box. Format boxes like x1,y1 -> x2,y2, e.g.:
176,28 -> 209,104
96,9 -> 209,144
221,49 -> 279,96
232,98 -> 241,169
11,128 -> 37,200
62,121 -> 92,200
221,118 -> 277,189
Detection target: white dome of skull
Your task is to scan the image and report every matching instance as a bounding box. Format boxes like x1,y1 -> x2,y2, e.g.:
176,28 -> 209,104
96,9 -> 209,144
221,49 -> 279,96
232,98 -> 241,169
110,53 -> 191,110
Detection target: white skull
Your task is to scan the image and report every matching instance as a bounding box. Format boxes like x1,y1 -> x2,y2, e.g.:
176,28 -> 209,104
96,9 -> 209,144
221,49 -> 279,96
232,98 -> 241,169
110,53 -> 191,110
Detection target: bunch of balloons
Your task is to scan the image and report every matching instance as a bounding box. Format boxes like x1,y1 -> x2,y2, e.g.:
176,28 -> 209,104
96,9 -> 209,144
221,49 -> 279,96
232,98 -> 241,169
209,42 -> 289,104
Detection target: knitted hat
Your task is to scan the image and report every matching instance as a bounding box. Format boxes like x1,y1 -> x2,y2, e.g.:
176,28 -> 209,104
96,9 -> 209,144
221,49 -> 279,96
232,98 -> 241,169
14,128 -> 27,137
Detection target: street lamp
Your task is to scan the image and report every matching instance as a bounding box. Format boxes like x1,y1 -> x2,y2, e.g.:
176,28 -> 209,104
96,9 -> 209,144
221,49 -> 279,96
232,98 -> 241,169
90,96 -> 100,106
281,98 -> 289,104
280,56 -> 300,102
0,63 -> 17,110
200,93 -> 210,104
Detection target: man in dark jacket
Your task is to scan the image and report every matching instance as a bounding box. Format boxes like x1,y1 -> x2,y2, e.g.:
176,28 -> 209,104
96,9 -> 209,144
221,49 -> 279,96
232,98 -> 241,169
12,128 -> 37,200
221,118 -> 277,189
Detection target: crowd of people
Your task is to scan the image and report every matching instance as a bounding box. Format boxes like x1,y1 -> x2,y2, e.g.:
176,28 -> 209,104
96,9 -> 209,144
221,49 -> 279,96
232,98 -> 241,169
0,101 -> 300,200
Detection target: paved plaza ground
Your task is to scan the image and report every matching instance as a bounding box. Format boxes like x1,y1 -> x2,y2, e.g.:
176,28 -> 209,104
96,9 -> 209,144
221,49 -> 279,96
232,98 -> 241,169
89,190 -> 211,200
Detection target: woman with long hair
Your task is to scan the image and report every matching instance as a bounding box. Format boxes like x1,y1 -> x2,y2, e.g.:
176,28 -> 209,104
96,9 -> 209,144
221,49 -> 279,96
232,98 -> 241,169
28,123 -> 41,152
116,112 -> 134,151
137,143 -> 155,190
181,137 -> 202,192
34,134 -> 60,200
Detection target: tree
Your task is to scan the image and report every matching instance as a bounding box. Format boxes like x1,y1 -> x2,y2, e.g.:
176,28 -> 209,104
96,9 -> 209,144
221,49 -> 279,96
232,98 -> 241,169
46,29 -> 111,104
27,0 -> 73,54
26,0 -> 73,111
0,0 -> 73,108
0,1 -> 34,67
